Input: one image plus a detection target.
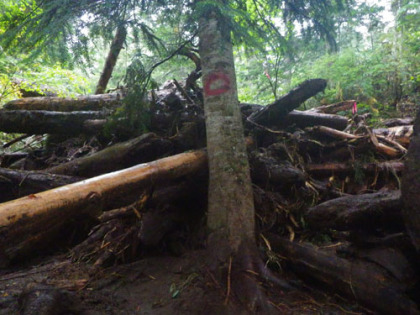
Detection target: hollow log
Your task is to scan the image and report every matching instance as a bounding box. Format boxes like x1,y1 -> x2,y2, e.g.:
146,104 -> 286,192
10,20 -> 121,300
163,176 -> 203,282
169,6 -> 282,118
305,190 -> 403,231
0,150 -> 207,265
402,111 -> 420,251
266,234 -> 419,315
0,168 -> 83,202
0,110 -> 107,135
247,79 -> 327,125
283,110 -> 348,130
3,93 -> 123,111
47,133 -> 175,177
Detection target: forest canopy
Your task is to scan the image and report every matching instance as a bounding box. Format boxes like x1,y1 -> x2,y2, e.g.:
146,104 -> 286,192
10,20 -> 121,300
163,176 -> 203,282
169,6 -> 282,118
0,0 -> 417,111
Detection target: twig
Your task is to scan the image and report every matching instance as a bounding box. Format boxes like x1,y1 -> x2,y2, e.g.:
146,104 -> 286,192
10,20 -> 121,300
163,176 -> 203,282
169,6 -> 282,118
2,134 -> 31,148
224,256 -> 233,305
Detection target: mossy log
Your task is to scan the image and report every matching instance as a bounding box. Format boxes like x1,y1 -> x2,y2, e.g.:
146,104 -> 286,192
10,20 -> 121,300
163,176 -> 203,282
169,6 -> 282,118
47,133 -> 175,177
0,110 -> 107,135
267,235 -> 419,315
3,93 -> 123,111
305,190 -> 403,231
0,150 -> 207,265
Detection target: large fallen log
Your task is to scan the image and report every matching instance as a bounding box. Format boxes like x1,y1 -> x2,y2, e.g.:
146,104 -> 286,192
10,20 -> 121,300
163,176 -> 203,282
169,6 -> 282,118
305,190 -> 403,231
47,133 -> 175,177
3,93 -> 123,111
283,110 -> 348,130
0,150 -> 207,265
0,110 -> 107,135
247,79 -> 327,126
0,168 -> 83,202
402,111 -> 420,251
266,235 -> 419,315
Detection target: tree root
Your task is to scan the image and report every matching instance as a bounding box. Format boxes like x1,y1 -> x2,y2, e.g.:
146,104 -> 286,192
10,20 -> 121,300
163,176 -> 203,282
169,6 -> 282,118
210,238 -> 293,314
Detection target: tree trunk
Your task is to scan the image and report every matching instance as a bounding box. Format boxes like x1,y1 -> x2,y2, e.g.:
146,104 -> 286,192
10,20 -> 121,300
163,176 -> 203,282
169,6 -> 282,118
283,110 -> 348,130
0,168 -> 83,202
305,190 -> 403,231
401,111 -> 420,251
95,25 -> 127,94
247,79 -> 327,126
46,133 -> 175,177
0,150 -> 207,265
267,235 -> 419,315
307,100 -> 355,114
0,110 -> 107,134
199,6 -> 255,254
3,93 -> 123,111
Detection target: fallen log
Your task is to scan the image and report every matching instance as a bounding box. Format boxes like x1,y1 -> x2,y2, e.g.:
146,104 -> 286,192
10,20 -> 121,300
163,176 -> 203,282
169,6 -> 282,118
307,100 -> 355,114
305,161 -> 404,177
247,79 -> 327,125
402,111 -> 420,252
373,125 -> 413,147
3,93 -> 123,111
47,133 -> 175,177
384,117 -> 414,127
0,150 -> 207,265
305,190 -> 403,231
0,110 -> 107,135
283,110 -> 348,130
266,234 -> 419,315
249,151 -> 306,189
0,168 -> 83,202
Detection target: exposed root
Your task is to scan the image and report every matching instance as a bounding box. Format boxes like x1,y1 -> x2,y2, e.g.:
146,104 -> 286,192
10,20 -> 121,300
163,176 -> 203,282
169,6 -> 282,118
208,238 -> 294,314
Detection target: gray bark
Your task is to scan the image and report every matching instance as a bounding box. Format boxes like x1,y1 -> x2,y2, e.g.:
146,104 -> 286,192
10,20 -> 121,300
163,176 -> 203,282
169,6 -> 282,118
199,8 -> 255,252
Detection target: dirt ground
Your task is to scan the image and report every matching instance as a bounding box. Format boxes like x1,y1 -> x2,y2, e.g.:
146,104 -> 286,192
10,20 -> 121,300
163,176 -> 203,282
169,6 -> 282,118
0,249 -> 373,315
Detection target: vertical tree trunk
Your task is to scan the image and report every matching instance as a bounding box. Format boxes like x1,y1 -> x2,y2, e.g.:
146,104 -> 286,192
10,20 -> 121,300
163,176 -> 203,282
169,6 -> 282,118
199,5 -> 255,255
401,110 -> 420,251
95,25 -> 127,95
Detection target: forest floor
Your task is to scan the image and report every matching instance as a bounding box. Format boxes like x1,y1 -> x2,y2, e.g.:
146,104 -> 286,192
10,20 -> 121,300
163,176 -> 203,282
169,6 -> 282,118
0,248 -> 371,315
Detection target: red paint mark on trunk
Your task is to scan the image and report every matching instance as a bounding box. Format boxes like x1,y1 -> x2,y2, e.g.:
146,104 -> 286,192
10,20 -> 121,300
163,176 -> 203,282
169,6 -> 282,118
204,72 -> 231,96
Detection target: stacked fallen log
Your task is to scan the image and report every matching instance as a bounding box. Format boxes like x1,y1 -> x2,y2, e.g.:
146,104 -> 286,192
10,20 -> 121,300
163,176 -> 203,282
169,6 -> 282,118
0,80 -> 418,314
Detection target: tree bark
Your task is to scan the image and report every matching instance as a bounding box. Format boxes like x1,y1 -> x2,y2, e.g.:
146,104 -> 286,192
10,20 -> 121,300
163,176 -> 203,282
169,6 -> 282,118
0,168 -> 83,202
46,133 -> 175,177
283,110 -> 348,130
401,111 -> 420,251
305,190 -> 403,231
305,161 -> 405,177
307,100 -> 355,114
266,235 -> 419,315
3,93 -> 123,111
95,25 -> 127,94
199,6 -> 255,254
0,110 -> 107,134
0,150 -> 207,265
247,79 -> 327,126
